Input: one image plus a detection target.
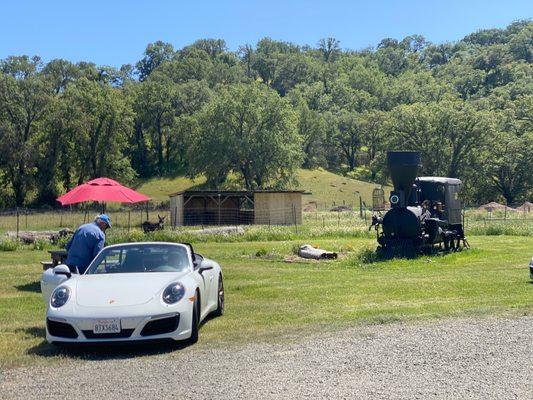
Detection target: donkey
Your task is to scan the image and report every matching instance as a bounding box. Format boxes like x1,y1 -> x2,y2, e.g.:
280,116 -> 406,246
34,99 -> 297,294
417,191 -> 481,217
142,214 -> 166,233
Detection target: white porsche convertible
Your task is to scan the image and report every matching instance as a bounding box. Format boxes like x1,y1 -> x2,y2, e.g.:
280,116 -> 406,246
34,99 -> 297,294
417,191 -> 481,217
40,242 -> 224,344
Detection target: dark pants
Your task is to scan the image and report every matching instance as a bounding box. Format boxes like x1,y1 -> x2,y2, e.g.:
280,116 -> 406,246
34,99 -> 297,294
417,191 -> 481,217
66,265 -> 80,274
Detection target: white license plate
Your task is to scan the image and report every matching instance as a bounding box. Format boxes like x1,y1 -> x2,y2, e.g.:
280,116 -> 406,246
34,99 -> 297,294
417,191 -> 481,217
93,319 -> 121,334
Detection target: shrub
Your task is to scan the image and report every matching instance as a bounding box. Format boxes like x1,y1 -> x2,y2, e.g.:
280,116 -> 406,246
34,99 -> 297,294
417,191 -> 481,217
485,225 -> 504,236
0,239 -> 19,251
356,246 -> 380,264
255,248 -> 268,257
32,238 -> 52,251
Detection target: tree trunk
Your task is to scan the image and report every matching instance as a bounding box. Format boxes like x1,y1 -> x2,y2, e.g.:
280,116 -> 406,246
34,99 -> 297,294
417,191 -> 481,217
157,119 -> 163,176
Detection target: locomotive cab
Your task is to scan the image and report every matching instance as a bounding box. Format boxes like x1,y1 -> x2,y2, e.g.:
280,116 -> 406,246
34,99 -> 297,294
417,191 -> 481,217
416,177 -> 462,226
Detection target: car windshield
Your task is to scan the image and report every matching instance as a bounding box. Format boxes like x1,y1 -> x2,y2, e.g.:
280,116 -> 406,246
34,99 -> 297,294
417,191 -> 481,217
86,244 -> 191,274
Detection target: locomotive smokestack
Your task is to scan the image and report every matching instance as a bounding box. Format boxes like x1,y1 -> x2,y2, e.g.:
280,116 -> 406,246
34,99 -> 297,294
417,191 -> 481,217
387,151 -> 421,207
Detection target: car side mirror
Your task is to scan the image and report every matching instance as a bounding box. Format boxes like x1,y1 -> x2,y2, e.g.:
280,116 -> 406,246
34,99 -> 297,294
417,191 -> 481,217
198,266 -> 213,275
53,265 -> 71,279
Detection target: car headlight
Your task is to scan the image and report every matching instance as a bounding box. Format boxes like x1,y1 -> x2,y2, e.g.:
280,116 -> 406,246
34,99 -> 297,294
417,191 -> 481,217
51,286 -> 70,308
162,282 -> 185,304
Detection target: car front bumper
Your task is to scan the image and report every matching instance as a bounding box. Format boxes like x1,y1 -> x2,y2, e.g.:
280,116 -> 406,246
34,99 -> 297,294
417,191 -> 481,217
46,308 -> 193,344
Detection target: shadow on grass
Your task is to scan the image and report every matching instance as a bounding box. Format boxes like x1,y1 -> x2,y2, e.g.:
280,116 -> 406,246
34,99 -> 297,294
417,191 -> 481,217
20,326 -> 192,362
353,245 -> 476,266
15,281 -> 41,293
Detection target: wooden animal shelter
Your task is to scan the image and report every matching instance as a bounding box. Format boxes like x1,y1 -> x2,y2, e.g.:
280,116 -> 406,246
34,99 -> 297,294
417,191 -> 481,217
169,190 -> 305,226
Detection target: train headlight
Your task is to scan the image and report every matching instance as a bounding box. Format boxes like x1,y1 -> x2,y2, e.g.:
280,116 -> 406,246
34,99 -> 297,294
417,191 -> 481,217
390,194 -> 400,205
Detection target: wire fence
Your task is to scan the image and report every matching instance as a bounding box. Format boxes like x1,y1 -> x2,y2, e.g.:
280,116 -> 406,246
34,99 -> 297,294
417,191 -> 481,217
0,203 -> 531,238
0,206 -> 169,233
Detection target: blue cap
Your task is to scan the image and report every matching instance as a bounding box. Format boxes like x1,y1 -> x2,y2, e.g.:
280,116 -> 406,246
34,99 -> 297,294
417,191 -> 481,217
96,214 -> 112,228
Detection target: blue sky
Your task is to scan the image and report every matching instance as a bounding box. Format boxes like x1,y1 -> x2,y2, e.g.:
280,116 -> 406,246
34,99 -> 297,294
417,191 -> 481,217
1,0 -> 531,67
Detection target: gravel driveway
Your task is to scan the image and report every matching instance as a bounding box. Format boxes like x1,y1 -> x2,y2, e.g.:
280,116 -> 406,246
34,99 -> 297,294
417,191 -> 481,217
1,316 -> 532,399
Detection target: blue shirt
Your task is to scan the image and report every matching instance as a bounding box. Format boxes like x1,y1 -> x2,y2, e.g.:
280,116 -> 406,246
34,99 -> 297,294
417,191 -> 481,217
65,222 -> 105,273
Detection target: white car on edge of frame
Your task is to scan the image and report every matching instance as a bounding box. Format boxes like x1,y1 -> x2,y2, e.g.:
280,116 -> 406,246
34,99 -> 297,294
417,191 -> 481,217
40,242 -> 224,344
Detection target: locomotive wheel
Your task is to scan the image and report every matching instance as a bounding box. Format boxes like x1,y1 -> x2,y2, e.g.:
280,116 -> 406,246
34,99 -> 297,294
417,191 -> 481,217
443,237 -> 451,251
454,237 -> 462,251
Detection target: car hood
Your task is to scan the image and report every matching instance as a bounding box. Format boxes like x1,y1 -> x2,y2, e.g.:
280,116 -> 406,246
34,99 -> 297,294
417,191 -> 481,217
75,272 -> 186,307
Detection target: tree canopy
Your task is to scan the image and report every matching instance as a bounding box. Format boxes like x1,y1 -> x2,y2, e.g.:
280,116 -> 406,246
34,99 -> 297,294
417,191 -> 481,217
0,21 -> 532,206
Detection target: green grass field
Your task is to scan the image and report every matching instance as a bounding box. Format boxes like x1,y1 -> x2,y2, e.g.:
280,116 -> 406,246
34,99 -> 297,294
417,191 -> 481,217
0,169 -> 531,369
1,234 -> 531,369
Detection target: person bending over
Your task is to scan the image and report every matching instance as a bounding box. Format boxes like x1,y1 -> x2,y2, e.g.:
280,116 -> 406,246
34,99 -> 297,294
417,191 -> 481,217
65,214 -> 111,274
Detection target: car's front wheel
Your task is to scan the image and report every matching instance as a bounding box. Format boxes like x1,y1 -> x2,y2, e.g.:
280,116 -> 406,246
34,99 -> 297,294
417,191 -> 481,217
187,292 -> 200,344
213,274 -> 224,317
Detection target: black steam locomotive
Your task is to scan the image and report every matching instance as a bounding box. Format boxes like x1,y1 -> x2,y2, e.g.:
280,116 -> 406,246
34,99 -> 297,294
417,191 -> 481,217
370,151 -> 468,257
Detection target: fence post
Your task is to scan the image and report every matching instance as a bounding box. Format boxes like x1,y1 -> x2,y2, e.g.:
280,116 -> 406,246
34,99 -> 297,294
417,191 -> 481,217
292,204 -> 298,234
25,211 -> 28,229
359,196 -> 363,219
59,211 -> 63,228
337,210 -> 340,226
145,202 -> 149,221
504,202 -> 507,220
16,207 -> 19,239
128,210 -> 131,232
218,194 -> 221,226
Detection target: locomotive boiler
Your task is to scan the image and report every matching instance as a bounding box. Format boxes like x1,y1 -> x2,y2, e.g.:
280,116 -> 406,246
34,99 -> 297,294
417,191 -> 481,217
370,151 -> 468,257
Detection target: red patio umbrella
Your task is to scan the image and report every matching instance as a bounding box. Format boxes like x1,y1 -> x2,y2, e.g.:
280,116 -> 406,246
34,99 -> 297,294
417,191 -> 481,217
57,177 -> 150,206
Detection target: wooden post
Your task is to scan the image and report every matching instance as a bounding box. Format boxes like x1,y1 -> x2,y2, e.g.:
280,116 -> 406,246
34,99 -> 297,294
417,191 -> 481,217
25,211 -> 28,229
16,207 -> 19,239
292,204 -> 298,234
145,202 -> 149,221
359,196 -> 363,219
60,212 -> 63,227
504,202 -> 507,220
128,210 -> 131,232
218,194 -> 221,226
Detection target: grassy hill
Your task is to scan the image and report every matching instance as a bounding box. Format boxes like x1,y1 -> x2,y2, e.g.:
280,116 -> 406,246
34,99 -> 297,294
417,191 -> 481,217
296,169 -> 389,209
135,175 -> 206,202
135,169 -> 389,209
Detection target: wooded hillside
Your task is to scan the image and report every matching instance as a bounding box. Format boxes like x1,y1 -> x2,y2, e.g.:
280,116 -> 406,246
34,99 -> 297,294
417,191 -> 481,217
0,20 -> 531,207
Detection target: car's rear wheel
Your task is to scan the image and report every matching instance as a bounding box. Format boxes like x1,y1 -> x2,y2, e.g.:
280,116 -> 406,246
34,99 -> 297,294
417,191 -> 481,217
213,274 -> 224,317
187,293 -> 199,344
